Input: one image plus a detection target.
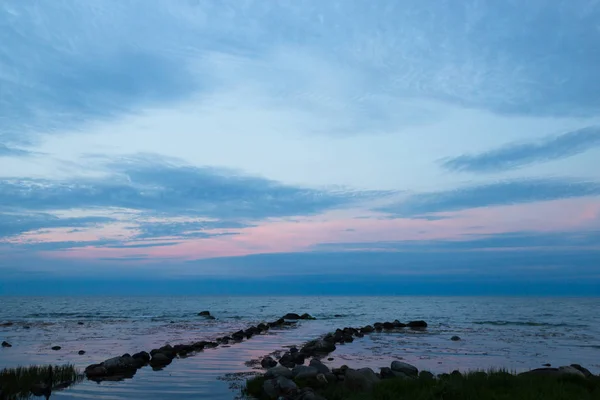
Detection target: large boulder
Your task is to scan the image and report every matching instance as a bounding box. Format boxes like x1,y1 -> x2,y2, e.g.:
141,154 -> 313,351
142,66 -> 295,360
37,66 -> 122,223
292,365 -> 319,380
391,361 -> 418,377
132,351 -> 150,363
103,356 -> 138,373
380,367 -> 409,379
558,366 -> 586,378
263,379 -> 279,399
570,364 -> 593,378
276,375 -> 298,395
265,366 -> 293,379
309,359 -> 330,374
85,365 -> 107,378
300,313 -> 316,320
283,313 -> 302,320
278,353 -> 296,368
345,368 -> 380,391
360,325 -> 374,333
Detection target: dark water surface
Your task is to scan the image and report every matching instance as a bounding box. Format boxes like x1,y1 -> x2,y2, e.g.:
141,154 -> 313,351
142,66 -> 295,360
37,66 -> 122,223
1,296 -> 599,399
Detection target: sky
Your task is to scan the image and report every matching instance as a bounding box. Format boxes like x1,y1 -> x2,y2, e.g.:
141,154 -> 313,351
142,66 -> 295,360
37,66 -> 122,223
1,0 -> 599,295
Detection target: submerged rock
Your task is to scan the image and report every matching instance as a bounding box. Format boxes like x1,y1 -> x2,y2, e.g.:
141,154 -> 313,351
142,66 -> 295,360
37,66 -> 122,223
51,346 -> 61,351
78,350 -> 86,355
451,336 -> 461,341
1,341 -> 12,348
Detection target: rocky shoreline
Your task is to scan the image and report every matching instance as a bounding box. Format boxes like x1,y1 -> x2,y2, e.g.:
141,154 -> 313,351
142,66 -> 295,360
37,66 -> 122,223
83,311 -> 316,382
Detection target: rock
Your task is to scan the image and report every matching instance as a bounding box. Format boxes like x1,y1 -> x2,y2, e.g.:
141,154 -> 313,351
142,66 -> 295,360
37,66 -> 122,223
103,356 -> 138,373
558,366 -> 586,378
265,365 -> 293,379
292,365 -> 319,380
301,339 -> 336,355
290,346 -> 299,353
300,313 -> 316,320
451,336 -> 461,341
309,359 -> 330,374
85,365 -> 107,377
257,323 -> 269,331
543,363 -> 552,367
283,313 -> 302,320
132,351 -> 151,363
407,320 -> 427,328
51,346 -> 61,351
361,325 -> 374,333
291,351 -> 306,365
198,311 -> 211,316
24,326 -> 30,329
383,322 -> 395,330
1,341 -> 12,348
0,322 -> 14,327
451,370 -> 462,377
419,371 -> 435,380
373,322 -> 383,331
263,378 -> 278,399
78,350 -> 86,355
276,375 -> 298,394
261,356 -> 278,368
77,322 -> 84,325
150,353 -> 172,367
327,357 -> 334,361
519,368 -> 561,377
570,364 -> 593,378
391,361 -> 418,377
279,353 -> 296,368
345,368 -> 380,391
380,367 -> 409,379
232,330 -> 245,341
334,314 -> 343,317
316,373 -> 328,385
393,320 -> 407,328
206,315 -> 216,320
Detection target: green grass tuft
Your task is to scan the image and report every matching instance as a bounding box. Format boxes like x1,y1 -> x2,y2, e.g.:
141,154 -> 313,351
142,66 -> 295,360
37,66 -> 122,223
0,364 -> 82,400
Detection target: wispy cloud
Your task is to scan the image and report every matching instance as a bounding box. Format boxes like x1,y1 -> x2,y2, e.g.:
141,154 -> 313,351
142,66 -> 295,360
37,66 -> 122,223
0,154 -> 383,241
0,212 -> 113,239
442,127 -> 600,173
377,178 -> 600,217
0,144 -> 35,157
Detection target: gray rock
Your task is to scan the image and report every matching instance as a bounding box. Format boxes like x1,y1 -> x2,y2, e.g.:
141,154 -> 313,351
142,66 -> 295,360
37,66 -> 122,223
570,364 -> 592,378
391,361 -> 418,376
276,375 -> 298,393
451,336 -> 461,341
309,359 -> 330,374
103,356 -> 137,372
558,366 -> 586,378
292,365 -> 319,380
263,378 -> 279,399
407,320 -> 427,328
265,365 -> 293,379
345,367 -> 380,391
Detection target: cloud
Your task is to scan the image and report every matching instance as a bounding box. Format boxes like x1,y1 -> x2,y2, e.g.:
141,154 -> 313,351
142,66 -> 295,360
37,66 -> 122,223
133,220 -> 248,240
0,155 -> 382,238
442,127 -> 600,173
377,178 -> 600,217
314,230 -> 600,252
0,212 -> 113,239
2,1 -> 600,149
0,144 -> 36,157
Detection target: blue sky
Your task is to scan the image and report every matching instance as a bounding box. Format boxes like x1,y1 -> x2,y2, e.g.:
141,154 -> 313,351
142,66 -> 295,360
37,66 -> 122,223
1,0 -> 599,295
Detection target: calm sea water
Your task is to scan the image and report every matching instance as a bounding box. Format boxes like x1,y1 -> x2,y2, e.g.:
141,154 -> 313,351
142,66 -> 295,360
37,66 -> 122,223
1,296 -> 599,399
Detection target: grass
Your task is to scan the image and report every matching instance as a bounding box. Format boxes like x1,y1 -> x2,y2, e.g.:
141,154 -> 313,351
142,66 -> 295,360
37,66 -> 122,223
0,364 -> 82,400
245,369 -> 600,400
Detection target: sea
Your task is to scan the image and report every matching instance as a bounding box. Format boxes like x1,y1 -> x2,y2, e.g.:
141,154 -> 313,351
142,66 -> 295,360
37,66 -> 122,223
1,296 -> 599,399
